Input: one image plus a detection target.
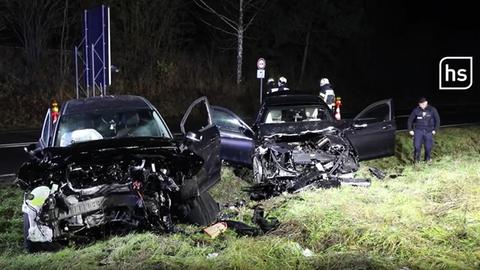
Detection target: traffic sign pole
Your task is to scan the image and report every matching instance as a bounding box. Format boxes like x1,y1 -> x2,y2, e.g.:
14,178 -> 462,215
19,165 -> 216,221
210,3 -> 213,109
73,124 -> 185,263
257,58 -> 266,105
260,78 -> 263,104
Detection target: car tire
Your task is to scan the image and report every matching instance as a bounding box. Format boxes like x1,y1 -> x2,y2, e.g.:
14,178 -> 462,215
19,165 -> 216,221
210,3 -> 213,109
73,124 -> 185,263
23,213 -> 59,253
184,192 -> 219,226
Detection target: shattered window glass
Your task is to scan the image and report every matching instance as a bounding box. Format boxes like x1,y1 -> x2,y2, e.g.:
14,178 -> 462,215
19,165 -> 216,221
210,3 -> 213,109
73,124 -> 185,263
55,109 -> 171,146
263,105 -> 330,124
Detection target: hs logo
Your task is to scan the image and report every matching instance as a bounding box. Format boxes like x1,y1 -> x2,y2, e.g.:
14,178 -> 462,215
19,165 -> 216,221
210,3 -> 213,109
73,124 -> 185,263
439,56 -> 473,90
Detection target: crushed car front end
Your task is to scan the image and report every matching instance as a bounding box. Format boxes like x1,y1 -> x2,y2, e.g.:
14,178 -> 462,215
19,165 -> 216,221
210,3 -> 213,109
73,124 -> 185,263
17,138 -> 216,251
249,122 -> 369,200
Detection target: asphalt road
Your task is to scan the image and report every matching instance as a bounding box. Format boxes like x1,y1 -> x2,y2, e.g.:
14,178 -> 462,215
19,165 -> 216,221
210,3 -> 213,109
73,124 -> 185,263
0,129 -> 39,181
1,111 -> 478,181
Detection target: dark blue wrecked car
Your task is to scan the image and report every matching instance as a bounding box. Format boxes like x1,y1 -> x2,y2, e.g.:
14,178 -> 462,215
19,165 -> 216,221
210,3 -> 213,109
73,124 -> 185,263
212,91 -> 396,199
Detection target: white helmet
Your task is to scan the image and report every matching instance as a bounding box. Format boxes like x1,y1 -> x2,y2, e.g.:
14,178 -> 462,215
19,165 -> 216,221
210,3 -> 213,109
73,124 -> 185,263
320,78 -> 330,87
278,76 -> 287,86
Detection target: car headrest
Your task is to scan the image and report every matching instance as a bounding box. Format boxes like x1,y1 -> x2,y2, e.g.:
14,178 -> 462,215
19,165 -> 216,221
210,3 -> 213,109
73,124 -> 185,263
124,112 -> 140,127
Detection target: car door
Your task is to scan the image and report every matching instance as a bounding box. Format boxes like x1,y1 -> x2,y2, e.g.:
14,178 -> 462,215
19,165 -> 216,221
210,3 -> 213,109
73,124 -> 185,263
35,109 -> 52,150
344,99 -> 396,161
211,106 -> 254,167
180,97 -> 221,193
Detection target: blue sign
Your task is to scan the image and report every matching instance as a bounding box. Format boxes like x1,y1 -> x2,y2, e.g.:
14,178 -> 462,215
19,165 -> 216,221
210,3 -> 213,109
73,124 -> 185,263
83,5 -> 111,90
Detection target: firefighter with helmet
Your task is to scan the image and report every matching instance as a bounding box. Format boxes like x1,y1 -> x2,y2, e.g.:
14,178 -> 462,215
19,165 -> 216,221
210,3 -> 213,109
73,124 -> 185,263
278,76 -> 289,91
319,78 -> 335,110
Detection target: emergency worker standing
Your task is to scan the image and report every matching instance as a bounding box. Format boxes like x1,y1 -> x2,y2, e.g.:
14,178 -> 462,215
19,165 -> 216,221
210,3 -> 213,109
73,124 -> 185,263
319,78 -> 335,110
407,97 -> 440,163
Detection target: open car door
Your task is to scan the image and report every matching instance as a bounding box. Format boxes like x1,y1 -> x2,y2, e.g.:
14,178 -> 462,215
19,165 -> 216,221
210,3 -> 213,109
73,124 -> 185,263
211,106 -> 254,167
180,97 -> 221,193
344,99 -> 396,161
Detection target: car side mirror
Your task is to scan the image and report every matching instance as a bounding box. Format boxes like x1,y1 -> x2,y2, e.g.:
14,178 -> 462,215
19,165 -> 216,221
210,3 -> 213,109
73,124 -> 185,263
24,143 -> 37,154
185,131 -> 202,142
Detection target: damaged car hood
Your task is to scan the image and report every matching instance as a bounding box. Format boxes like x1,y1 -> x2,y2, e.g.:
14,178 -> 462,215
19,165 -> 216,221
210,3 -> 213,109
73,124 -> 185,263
18,137 -> 203,185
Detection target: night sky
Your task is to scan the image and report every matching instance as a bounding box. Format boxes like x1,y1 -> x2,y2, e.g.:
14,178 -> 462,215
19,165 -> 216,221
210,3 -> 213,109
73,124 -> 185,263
0,0 -> 479,125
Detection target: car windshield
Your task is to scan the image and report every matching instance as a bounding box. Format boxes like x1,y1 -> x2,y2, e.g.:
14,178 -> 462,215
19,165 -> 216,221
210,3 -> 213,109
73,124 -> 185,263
263,105 -> 331,124
55,109 -> 171,146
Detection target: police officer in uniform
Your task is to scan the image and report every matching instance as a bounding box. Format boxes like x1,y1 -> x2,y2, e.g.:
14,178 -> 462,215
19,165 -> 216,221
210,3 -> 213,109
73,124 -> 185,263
407,97 -> 440,163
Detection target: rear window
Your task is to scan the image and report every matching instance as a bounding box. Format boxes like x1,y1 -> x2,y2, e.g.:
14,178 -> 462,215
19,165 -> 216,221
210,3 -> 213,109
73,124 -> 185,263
262,105 -> 331,124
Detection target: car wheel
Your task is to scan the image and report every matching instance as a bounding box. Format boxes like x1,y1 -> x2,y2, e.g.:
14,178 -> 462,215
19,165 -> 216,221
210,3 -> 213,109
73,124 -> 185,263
252,156 -> 264,183
184,192 -> 219,226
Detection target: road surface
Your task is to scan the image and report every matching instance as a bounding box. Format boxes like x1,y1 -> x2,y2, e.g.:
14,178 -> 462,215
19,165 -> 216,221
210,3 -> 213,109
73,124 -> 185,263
1,113 -> 478,182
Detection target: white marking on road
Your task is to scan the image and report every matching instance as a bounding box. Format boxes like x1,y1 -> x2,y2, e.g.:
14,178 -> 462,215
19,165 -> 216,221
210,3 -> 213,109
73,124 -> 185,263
0,173 -> 16,178
396,122 -> 480,132
0,142 -> 36,149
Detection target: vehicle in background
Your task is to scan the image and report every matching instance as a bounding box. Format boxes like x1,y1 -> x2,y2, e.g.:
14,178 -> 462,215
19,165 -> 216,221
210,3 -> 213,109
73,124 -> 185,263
212,91 -> 396,199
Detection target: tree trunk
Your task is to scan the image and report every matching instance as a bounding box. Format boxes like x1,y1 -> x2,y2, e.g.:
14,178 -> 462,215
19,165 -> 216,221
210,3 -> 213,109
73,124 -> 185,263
60,0 -> 69,78
236,0 -> 244,85
299,24 -> 311,84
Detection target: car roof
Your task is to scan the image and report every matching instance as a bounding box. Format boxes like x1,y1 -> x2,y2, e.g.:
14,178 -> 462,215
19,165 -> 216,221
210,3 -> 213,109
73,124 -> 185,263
61,95 -> 153,115
264,91 -> 324,106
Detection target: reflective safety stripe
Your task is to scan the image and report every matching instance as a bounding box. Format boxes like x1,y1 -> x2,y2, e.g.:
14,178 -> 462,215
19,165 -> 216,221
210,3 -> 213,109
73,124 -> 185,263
30,197 -> 46,207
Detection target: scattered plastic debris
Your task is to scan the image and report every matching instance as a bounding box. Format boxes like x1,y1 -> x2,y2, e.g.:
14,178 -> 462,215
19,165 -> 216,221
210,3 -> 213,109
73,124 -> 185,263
369,167 -> 386,180
302,248 -> 314,257
206,252 -> 219,259
203,222 -> 228,239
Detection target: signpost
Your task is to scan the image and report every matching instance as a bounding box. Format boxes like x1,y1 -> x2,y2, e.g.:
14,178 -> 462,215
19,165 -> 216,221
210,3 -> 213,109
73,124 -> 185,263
75,5 -> 111,98
257,58 -> 266,104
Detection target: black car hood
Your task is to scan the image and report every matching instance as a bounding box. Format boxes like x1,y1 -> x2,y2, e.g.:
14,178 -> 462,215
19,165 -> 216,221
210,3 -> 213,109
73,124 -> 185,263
258,120 -> 340,139
45,137 -> 200,164
45,137 -> 178,156
19,137 -> 203,180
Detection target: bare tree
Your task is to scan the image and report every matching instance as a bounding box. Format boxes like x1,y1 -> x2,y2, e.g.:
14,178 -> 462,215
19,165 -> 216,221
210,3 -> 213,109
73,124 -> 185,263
110,0 -> 183,78
1,0 -> 63,73
193,0 -> 265,85
59,0 -> 70,78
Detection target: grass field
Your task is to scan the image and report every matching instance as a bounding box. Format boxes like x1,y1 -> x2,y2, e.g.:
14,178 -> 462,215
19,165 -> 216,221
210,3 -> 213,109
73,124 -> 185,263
1,126 -> 479,269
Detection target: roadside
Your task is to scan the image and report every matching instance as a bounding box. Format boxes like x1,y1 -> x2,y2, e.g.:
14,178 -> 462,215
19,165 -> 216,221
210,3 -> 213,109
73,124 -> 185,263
0,126 -> 479,269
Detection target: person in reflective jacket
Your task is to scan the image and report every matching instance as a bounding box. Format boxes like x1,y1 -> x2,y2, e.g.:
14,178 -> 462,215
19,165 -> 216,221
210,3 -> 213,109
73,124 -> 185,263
407,97 -> 440,163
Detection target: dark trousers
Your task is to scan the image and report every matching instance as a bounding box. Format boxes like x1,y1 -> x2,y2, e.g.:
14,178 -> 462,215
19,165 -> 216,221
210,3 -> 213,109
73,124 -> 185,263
413,129 -> 434,161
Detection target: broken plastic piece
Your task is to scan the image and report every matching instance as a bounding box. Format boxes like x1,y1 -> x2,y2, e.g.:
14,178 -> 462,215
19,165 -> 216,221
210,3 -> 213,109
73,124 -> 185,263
302,248 -> 314,257
252,207 -> 280,233
203,222 -> 228,238
207,252 -> 219,259
369,167 -> 386,180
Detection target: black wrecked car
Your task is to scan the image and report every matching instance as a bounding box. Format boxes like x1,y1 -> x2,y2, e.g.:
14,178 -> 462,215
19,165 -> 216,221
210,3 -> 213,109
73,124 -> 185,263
16,95 -> 221,252
212,91 -> 396,199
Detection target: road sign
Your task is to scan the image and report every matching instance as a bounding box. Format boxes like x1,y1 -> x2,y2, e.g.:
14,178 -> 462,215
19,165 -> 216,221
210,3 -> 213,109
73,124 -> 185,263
257,69 -> 265,79
257,58 -> 266,69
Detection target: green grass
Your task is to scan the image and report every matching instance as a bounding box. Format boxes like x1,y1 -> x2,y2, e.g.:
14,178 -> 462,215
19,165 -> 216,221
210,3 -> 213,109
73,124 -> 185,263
1,126 -> 479,269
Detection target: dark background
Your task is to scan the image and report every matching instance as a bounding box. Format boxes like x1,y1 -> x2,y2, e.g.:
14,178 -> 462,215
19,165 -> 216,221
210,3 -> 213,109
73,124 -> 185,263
0,0 -> 479,130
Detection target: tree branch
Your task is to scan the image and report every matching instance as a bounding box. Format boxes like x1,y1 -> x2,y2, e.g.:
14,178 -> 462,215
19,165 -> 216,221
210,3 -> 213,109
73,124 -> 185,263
193,0 -> 238,31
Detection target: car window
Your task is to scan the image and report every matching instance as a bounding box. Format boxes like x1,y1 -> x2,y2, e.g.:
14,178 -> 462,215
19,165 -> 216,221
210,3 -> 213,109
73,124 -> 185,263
263,105 -> 330,124
212,109 -> 244,132
182,102 -> 210,132
356,104 -> 389,123
55,109 -> 171,146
